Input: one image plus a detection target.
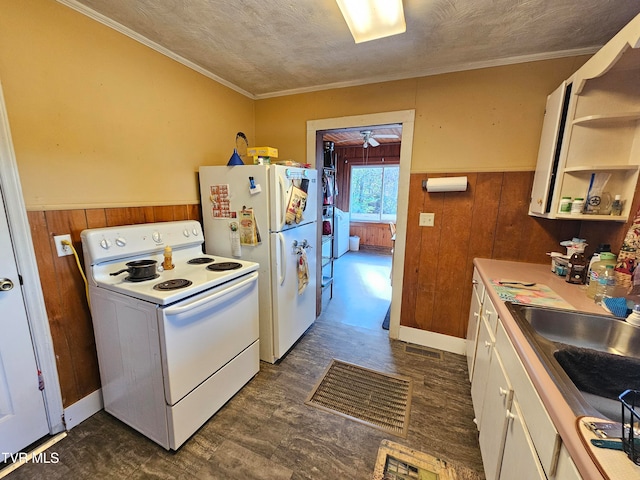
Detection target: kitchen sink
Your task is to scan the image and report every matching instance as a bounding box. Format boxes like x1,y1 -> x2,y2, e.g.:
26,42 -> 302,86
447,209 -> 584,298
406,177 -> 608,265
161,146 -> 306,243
506,302 -> 640,421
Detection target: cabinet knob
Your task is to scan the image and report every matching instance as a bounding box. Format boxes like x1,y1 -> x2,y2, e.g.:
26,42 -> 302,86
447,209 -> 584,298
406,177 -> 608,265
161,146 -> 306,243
499,387 -> 509,397
506,409 -> 516,421
484,341 -> 492,349
472,279 -> 478,285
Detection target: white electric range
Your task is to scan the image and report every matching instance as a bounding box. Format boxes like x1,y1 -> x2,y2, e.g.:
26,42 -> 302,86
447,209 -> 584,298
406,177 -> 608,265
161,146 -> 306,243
81,220 -> 260,450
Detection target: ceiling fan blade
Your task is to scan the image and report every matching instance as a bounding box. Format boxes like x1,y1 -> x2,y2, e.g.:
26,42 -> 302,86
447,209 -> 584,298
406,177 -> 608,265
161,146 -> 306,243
367,137 -> 380,147
373,134 -> 399,139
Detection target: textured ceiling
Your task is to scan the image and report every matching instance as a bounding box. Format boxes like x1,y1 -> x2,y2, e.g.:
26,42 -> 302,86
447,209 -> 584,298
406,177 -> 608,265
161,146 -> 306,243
60,0 -> 640,99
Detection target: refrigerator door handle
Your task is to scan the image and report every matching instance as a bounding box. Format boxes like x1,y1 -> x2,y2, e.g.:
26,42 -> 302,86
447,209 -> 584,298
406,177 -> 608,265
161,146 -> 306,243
278,232 -> 286,286
278,175 -> 286,230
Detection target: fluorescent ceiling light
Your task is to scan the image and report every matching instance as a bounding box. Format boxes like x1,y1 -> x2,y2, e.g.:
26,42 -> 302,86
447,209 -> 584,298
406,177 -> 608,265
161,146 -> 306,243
336,0 -> 406,43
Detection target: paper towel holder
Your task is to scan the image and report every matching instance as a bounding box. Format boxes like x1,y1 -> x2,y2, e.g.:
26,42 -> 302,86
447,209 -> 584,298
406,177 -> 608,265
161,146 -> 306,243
422,176 -> 468,192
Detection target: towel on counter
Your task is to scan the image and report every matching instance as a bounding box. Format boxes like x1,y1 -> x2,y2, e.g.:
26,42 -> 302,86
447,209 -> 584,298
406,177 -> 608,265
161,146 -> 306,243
297,249 -> 309,295
554,343 -> 640,400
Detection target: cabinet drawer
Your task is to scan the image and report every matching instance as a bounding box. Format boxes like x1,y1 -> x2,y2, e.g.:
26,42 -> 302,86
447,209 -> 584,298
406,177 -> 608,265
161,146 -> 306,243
472,267 -> 485,305
496,321 -> 560,476
481,295 -> 499,333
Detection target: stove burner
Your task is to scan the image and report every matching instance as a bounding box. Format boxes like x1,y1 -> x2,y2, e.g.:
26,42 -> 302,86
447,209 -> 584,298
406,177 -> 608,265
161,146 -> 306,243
187,257 -> 215,265
153,279 -> 193,291
125,274 -> 160,282
206,262 -> 243,272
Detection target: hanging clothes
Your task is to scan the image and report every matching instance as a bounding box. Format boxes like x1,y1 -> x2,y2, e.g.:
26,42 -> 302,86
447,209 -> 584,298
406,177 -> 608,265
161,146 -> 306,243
323,171 -> 334,205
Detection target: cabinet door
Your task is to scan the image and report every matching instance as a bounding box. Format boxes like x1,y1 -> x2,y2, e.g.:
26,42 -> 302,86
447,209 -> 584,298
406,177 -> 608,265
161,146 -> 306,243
466,271 -> 484,380
555,443 -> 582,480
499,399 -> 547,480
478,351 -> 513,480
471,316 -> 494,429
530,82 -> 569,215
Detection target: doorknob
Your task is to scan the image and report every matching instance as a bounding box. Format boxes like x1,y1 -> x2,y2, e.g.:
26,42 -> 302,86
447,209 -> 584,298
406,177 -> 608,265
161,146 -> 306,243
0,278 -> 14,291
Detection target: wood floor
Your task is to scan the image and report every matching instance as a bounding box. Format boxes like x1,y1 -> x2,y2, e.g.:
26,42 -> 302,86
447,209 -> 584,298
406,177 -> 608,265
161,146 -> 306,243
6,249 -> 485,480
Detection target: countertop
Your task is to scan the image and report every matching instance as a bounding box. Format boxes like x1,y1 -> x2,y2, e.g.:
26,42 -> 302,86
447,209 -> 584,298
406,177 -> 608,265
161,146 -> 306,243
473,258 -> 640,480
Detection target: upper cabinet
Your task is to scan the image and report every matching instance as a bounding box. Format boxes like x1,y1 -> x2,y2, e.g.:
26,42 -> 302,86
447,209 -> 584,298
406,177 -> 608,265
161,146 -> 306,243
530,13 -> 640,222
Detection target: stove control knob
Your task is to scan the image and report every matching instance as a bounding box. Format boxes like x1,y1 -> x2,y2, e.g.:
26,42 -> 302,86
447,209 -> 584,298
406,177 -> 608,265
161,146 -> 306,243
152,231 -> 162,243
115,237 -> 126,247
100,238 -> 112,249
183,229 -> 190,237
192,228 -> 199,236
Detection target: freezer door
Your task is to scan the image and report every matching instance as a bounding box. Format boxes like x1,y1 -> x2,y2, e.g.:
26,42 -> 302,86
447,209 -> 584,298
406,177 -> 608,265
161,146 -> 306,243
270,222 -> 317,360
199,165 -> 271,258
269,165 -> 317,232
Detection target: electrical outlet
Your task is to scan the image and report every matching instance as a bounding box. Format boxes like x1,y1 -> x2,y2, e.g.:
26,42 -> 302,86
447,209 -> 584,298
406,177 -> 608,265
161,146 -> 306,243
419,212 -> 435,227
54,234 -> 73,257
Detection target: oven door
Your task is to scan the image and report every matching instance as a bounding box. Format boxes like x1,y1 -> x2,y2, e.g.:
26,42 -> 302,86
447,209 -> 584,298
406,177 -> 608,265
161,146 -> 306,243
158,271 -> 259,405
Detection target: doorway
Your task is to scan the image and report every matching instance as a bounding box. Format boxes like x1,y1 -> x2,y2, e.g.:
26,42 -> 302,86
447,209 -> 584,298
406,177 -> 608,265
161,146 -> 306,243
307,110 -> 415,339
0,79 -> 65,454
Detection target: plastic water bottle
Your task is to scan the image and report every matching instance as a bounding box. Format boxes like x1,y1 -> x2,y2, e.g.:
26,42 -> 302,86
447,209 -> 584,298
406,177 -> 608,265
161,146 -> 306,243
594,265 -> 616,305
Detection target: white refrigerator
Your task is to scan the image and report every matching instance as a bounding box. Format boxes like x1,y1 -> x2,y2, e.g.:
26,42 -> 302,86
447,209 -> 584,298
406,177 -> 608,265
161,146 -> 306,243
199,165 -> 318,363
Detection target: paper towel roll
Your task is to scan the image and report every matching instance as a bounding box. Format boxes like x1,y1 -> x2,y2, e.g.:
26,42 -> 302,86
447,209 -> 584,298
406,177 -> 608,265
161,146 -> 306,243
425,176 -> 467,192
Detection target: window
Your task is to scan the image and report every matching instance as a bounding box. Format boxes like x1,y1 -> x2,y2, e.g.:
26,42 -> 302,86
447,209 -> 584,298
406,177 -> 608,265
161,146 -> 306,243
349,165 -> 399,222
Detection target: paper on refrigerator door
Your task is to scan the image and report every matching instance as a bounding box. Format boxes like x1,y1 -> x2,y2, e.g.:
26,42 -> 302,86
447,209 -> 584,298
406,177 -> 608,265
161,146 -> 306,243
286,185 -> 308,225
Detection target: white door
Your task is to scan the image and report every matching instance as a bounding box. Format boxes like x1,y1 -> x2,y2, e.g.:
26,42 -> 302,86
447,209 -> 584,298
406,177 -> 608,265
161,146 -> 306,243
0,187 -> 49,454
270,222 -> 317,360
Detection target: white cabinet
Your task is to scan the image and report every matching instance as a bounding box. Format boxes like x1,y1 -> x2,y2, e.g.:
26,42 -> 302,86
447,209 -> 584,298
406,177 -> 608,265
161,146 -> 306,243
470,294 -> 499,430
466,268 -> 485,380
468,273 -> 562,480
478,351 -> 513,480
529,13 -> 640,222
471,314 -> 494,429
499,399 -> 547,480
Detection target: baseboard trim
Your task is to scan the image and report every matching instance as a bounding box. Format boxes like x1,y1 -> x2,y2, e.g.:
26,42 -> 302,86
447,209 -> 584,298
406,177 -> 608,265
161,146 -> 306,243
63,389 -> 103,430
398,326 -> 466,355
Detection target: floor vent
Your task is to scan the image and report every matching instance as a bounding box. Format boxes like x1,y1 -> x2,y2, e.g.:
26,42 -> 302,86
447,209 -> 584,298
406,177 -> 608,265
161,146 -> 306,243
305,359 -> 412,437
404,344 -> 444,361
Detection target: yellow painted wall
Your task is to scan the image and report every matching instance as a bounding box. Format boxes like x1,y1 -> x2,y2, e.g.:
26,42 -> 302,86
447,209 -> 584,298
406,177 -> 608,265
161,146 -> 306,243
255,57 -> 589,172
0,0 -> 254,210
1,0 -> 591,210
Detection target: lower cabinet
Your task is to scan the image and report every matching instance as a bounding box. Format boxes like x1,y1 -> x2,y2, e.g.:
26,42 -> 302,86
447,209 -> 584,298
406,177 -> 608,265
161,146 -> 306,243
500,398 -> 547,480
470,304 -> 494,428
465,269 -> 484,381
478,351 -> 512,480
469,268 -> 564,480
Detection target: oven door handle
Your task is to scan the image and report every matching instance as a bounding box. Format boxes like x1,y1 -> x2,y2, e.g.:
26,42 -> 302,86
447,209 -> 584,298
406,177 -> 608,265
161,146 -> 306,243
163,272 -> 258,319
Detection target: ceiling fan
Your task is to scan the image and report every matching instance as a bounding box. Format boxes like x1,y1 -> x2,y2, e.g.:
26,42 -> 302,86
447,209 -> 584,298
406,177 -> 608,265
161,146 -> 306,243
360,130 -> 399,148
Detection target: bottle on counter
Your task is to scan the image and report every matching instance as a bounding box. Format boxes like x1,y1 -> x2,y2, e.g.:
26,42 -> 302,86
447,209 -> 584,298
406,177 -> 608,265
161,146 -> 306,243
163,245 -> 174,270
566,252 -> 587,284
586,252 -> 617,298
594,265 -> 616,305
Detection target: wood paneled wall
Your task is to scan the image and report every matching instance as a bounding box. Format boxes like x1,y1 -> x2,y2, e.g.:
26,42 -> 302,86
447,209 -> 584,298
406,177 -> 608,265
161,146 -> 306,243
27,204 -> 201,408
349,222 -> 394,249
400,171 -> 640,339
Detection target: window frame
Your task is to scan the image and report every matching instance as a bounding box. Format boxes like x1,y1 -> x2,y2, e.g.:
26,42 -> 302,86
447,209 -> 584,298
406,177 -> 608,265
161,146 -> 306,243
348,164 -> 399,223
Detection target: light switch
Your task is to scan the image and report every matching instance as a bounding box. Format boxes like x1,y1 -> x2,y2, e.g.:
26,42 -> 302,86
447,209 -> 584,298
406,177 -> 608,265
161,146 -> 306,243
419,213 -> 435,227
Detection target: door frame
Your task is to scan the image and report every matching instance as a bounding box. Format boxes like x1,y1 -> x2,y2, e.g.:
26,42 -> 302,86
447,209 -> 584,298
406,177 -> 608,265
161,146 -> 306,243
0,79 -> 65,434
307,110 -> 415,339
